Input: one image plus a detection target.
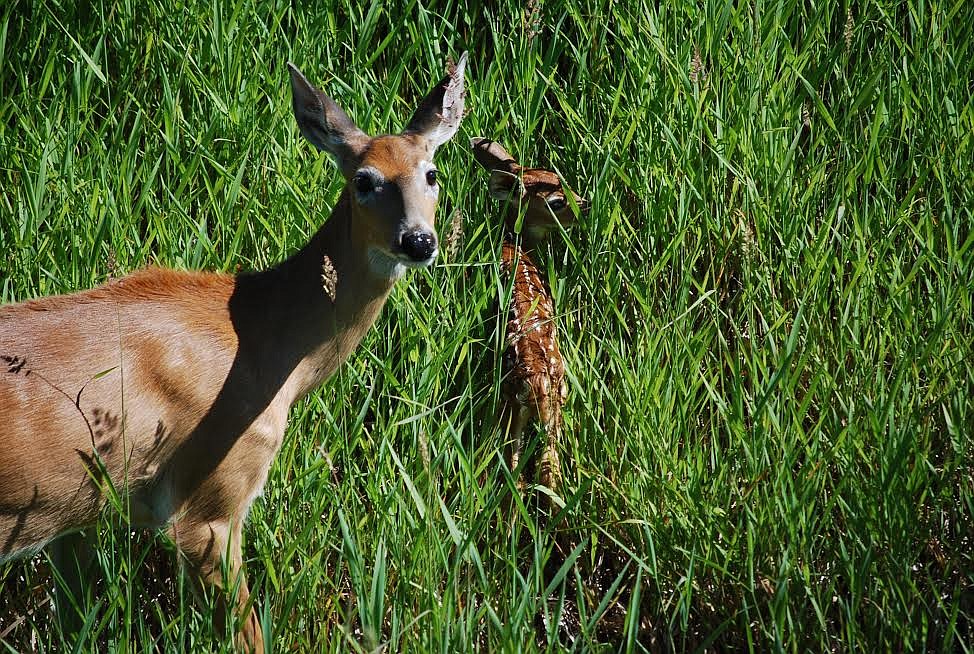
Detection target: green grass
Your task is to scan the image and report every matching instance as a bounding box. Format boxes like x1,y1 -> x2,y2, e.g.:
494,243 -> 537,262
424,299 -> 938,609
1,0 -> 973,650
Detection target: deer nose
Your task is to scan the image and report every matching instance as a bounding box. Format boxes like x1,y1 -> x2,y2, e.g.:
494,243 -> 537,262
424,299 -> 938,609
400,230 -> 438,262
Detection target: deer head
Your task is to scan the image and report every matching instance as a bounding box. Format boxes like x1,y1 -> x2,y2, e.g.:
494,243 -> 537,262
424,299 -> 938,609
470,137 -> 587,243
289,54 -> 468,278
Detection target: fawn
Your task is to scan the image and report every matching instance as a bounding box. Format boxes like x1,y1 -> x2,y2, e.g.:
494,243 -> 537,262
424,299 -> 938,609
0,53 -> 467,651
471,137 -> 587,501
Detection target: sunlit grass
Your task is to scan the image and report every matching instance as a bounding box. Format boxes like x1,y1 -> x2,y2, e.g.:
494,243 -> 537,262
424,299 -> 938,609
1,0 -> 972,651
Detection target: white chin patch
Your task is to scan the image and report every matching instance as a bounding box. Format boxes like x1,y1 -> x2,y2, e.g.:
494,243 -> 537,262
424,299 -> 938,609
403,250 -> 438,269
368,247 -> 407,280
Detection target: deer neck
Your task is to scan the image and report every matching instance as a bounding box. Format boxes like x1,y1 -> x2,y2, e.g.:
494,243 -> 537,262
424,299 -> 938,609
505,204 -> 558,257
232,191 -> 398,405
503,224 -> 546,262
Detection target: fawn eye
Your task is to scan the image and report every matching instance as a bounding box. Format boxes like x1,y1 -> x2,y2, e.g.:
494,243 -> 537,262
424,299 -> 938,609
547,197 -> 566,211
353,173 -> 375,195
426,169 -> 438,186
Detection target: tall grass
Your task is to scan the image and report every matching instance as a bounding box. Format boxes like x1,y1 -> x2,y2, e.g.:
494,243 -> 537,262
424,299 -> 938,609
1,0 -> 972,650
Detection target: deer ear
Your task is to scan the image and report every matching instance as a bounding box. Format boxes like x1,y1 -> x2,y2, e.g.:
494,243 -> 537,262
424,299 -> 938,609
471,137 -> 519,173
488,169 -> 523,200
404,52 -> 468,151
288,63 -> 368,170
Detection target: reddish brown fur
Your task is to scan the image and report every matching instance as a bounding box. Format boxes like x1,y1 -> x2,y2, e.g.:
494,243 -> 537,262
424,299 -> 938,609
0,55 -> 467,652
471,137 -> 587,499
500,241 -> 568,491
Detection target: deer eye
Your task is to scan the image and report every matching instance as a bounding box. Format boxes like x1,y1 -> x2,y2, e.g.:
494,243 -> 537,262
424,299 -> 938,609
353,172 -> 375,195
426,169 -> 438,186
547,197 -> 566,211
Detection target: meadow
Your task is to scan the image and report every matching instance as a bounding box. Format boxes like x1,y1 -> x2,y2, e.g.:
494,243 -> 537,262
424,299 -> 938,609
1,0 -> 972,651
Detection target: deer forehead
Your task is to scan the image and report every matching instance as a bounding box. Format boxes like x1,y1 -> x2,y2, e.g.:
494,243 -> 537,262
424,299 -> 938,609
521,168 -> 564,193
521,168 -> 588,210
356,135 -> 433,179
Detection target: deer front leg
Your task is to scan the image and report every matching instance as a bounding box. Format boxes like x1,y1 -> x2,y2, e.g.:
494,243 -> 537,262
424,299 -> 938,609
50,529 -> 98,640
497,401 -> 531,493
538,390 -> 564,499
539,416 -> 563,496
169,516 -> 262,653
161,417 -> 282,652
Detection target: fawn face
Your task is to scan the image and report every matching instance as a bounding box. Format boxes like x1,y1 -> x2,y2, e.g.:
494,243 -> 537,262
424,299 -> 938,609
289,55 -> 467,277
471,137 -> 588,241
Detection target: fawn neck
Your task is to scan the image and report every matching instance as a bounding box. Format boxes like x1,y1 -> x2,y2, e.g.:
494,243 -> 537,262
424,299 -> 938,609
502,212 -> 549,259
232,191 -> 396,405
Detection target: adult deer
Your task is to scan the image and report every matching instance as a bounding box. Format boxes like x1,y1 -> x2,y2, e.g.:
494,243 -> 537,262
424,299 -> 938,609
471,137 -> 587,502
0,53 -> 467,651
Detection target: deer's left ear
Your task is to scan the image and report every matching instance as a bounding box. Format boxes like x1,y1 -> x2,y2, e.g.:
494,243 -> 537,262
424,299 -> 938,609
288,63 -> 368,171
404,52 -> 468,151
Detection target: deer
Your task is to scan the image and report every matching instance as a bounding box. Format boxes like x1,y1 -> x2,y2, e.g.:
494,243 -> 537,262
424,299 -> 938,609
0,52 -> 468,652
470,137 -> 587,505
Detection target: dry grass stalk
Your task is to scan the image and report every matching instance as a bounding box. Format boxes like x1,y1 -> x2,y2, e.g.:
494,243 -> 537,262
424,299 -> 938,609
321,254 -> 338,301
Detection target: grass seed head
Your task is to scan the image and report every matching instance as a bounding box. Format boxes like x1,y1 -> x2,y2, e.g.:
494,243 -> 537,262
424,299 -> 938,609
690,46 -> 704,85
106,247 -> 119,280
844,8 -> 855,50
444,208 -> 464,261
321,254 -> 337,301
524,0 -> 542,40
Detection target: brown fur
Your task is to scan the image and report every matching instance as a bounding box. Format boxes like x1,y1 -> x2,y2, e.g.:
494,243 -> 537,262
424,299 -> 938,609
0,55 -> 467,652
471,138 -> 588,499
500,241 -> 567,492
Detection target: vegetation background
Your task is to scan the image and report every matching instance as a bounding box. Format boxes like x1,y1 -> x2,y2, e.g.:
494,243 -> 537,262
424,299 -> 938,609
1,0 -> 972,651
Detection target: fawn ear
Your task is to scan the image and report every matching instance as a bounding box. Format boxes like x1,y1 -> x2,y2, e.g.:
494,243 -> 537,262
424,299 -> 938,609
471,137 -> 519,173
288,63 -> 368,171
404,52 -> 468,152
488,169 -> 523,200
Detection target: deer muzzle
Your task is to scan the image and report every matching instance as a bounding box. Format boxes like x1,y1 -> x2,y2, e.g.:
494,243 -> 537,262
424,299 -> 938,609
398,229 -> 438,265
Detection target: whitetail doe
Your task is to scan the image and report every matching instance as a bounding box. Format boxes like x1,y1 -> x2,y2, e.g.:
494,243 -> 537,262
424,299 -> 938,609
471,137 -> 587,501
0,53 -> 467,651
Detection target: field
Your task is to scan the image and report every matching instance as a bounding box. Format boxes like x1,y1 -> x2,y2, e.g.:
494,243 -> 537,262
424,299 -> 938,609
1,0 -> 973,650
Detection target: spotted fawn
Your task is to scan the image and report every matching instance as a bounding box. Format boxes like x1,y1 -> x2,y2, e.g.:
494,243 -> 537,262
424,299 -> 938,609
471,137 -> 587,500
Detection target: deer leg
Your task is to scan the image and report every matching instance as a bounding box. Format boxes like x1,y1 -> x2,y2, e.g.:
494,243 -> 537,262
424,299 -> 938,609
498,402 -> 531,493
50,529 -> 98,639
169,517 -> 262,653
539,422 -> 562,496
538,401 -> 563,498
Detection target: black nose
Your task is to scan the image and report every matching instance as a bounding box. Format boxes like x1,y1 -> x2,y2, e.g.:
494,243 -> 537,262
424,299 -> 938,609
400,230 -> 437,262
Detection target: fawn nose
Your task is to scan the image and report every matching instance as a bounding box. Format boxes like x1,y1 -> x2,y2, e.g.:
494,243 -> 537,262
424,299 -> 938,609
400,230 -> 438,262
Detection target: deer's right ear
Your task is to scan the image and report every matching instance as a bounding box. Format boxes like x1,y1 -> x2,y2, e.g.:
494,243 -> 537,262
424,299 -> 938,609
404,52 -> 468,152
471,137 -> 519,173
488,169 -> 523,201
288,63 -> 367,170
